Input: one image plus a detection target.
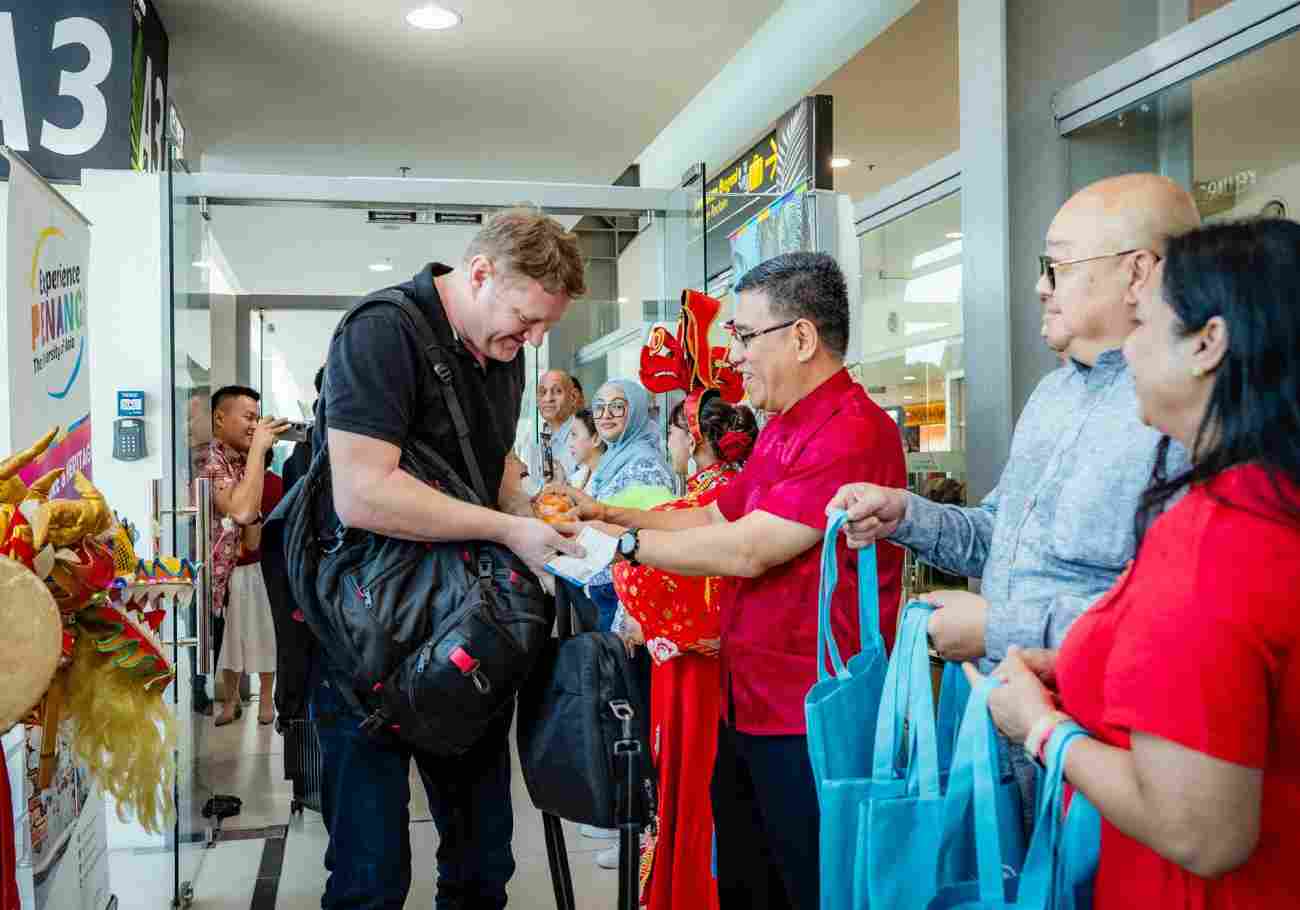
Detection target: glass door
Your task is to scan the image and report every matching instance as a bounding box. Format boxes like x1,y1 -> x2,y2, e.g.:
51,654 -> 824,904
166,160 -> 217,908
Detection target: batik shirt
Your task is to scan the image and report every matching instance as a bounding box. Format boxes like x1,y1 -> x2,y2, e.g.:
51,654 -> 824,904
199,441 -> 248,615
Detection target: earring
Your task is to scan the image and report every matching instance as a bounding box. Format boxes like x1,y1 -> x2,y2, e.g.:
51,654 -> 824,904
1191,366 -> 1204,378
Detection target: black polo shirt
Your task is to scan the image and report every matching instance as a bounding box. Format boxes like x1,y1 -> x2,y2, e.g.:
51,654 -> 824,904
321,262 -> 525,506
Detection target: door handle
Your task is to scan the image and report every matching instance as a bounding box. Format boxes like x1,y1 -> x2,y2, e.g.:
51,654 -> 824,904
151,477 -> 215,674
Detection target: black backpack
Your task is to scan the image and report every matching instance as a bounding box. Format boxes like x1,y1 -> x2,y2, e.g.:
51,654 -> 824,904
268,289 -> 553,756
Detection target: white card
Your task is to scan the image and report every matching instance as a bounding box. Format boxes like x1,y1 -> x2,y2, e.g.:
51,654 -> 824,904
544,526 -> 619,587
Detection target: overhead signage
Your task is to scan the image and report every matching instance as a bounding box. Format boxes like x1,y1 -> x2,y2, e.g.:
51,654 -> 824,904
434,211 -> 485,226
690,95 -> 834,280
0,0 -> 168,182
3,147 -> 93,495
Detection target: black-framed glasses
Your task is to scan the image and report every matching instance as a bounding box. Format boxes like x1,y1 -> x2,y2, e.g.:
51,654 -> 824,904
1038,249 -> 1161,291
723,319 -> 798,350
591,400 -> 628,418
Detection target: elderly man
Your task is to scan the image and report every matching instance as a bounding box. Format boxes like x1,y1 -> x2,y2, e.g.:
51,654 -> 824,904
831,172 -> 1198,661
828,172 -> 1199,807
564,252 -> 906,910
520,368 -> 581,494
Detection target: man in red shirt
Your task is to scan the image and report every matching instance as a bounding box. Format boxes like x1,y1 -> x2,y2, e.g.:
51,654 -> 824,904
571,252 -> 905,910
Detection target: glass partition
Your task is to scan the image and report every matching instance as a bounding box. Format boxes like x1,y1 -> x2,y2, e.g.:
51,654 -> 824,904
1067,26 -> 1300,221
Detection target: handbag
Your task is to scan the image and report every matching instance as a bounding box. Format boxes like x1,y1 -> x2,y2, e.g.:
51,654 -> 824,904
805,509 -> 889,910
850,601 -> 965,910
518,580 -> 654,910
272,289 -> 553,757
930,681 -> 1040,904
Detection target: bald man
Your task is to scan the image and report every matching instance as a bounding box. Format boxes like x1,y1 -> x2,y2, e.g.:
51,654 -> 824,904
520,368 -> 581,494
830,173 -> 1198,665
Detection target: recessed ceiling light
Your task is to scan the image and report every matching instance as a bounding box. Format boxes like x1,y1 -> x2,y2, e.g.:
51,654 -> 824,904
903,375 -> 917,381
369,261 -> 394,272
617,297 -> 629,304
830,157 -> 852,169
903,395 -> 915,401
945,232 -> 963,239
406,4 -> 461,29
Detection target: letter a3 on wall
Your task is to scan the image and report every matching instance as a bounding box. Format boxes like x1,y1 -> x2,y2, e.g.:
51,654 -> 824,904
0,0 -> 169,183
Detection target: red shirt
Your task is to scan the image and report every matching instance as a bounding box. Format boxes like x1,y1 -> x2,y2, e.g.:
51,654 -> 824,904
236,471 -> 285,566
715,369 -> 905,735
1057,464 -> 1300,910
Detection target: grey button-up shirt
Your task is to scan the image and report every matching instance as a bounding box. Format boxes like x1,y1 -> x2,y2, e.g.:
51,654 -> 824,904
892,349 -> 1186,667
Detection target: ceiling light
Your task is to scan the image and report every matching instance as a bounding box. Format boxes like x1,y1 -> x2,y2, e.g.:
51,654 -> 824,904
903,375 -> 917,381
946,232 -> 963,240
617,297 -> 629,304
903,395 -> 915,401
369,261 -> 394,272
191,260 -> 209,269
406,4 -> 462,29
830,157 -> 852,169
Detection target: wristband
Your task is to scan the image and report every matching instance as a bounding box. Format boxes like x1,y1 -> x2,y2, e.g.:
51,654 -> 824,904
1024,710 -> 1072,767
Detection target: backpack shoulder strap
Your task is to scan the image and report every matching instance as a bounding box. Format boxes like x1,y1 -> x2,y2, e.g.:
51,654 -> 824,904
358,289 -> 492,506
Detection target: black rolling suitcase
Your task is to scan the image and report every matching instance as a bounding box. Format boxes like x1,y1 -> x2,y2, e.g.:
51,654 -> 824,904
282,716 -> 323,815
519,581 -> 653,910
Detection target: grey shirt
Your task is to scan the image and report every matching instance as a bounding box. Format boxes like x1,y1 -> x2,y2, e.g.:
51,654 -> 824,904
891,349 -> 1186,667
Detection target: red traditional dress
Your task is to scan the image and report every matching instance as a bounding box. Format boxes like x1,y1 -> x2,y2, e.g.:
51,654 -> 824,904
613,462 -> 738,910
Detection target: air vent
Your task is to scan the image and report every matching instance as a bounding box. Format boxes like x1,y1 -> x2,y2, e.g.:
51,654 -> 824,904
867,385 -> 887,394
367,210 -> 486,226
368,210 -> 418,224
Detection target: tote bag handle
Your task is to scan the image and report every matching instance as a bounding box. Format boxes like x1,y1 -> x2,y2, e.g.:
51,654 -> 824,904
936,676 -> 1009,903
1015,722 -> 1090,908
816,510 -> 882,682
870,602 -> 942,799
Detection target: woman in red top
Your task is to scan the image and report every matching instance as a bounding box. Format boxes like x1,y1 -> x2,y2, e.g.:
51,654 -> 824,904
975,218 -> 1300,908
612,391 -> 757,910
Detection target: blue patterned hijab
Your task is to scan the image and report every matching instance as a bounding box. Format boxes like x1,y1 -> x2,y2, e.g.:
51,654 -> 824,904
588,379 -> 667,499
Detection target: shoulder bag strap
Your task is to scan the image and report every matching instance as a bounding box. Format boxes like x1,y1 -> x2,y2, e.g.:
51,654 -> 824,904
367,289 -> 493,506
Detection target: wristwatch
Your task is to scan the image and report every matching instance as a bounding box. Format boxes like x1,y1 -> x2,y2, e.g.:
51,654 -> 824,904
617,528 -> 641,566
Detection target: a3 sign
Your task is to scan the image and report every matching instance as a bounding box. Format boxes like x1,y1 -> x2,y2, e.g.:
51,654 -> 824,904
0,0 -> 169,183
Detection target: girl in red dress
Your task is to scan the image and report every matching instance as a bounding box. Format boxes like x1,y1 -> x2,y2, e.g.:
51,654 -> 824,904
975,219 -> 1300,909
613,391 -> 757,910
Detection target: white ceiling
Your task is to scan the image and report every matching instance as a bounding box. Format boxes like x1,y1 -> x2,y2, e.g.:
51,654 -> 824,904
205,203 -> 484,295
157,0 -> 781,182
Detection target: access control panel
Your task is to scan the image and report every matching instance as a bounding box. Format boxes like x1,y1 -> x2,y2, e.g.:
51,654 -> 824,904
113,390 -> 148,461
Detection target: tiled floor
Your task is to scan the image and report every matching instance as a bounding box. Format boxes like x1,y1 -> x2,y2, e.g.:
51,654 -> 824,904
107,700 -> 620,909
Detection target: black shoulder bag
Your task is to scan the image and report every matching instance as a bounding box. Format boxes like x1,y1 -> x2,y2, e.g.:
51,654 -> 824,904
270,289 -> 552,757
517,581 -> 656,910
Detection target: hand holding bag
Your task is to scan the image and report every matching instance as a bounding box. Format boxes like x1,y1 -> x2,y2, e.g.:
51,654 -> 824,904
805,510 -> 889,910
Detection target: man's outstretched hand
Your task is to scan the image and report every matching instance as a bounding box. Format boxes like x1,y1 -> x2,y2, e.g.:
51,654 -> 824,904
826,483 -> 908,549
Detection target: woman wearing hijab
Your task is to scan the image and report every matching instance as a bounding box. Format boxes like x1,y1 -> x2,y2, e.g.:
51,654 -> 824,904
581,378 -> 676,630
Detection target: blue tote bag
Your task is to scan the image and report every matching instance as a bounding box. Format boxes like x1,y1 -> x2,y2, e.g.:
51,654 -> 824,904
805,510 -> 889,910
928,680 -> 1088,910
850,601 -> 965,910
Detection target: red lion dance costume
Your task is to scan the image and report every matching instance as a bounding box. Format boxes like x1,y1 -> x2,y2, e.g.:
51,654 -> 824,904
613,291 -> 753,910
0,428 -> 191,910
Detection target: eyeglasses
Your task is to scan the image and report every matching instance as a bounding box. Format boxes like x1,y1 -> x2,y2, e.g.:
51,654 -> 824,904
723,319 -> 798,350
591,400 -> 628,418
1038,249 -> 1161,291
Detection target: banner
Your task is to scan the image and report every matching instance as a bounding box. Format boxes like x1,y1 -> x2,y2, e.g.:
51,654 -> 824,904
3,147 -> 92,494
0,0 -> 169,182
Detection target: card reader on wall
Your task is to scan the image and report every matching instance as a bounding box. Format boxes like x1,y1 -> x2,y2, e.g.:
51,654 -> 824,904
113,419 -> 147,461
114,390 -> 147,461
